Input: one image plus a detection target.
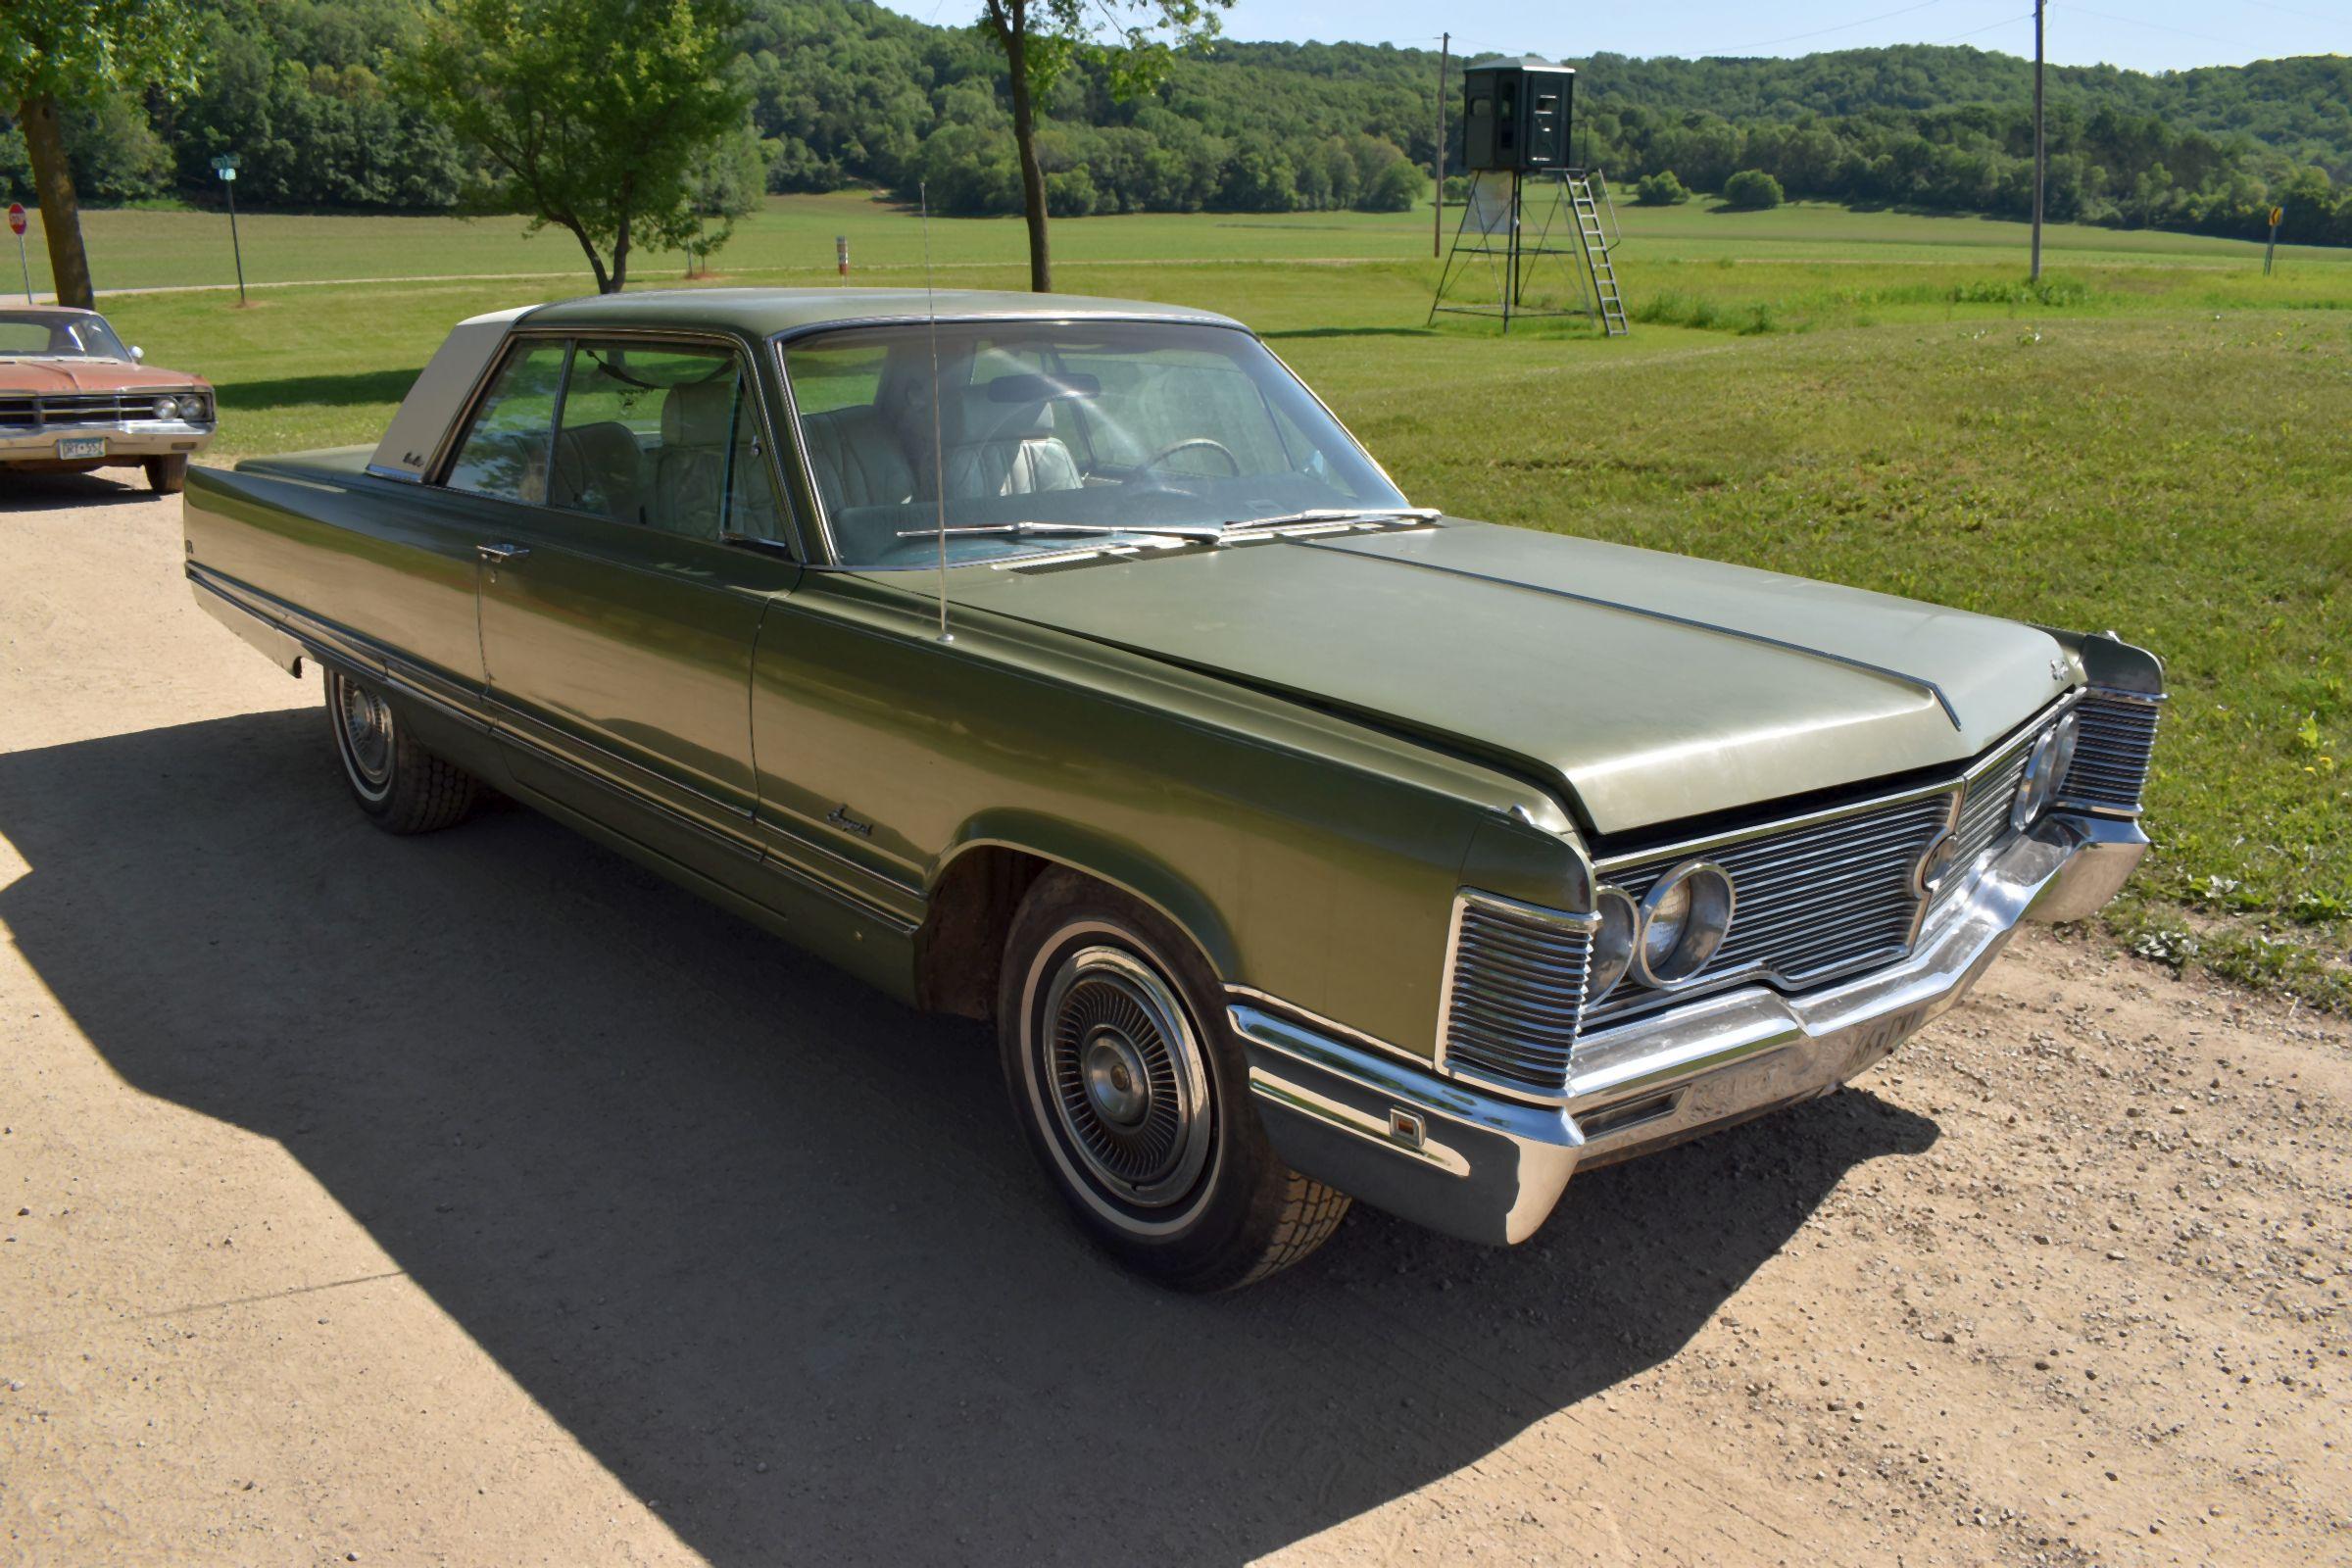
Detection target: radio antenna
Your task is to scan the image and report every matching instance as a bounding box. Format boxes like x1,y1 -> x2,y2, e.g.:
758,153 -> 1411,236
920,181 -> 952,644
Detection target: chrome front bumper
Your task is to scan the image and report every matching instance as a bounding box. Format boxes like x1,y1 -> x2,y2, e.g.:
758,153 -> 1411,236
1233,811 -> 2147,1247
0,419 -> 216,463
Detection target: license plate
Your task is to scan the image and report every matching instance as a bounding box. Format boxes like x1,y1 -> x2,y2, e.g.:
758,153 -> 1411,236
56,436 -> 105,460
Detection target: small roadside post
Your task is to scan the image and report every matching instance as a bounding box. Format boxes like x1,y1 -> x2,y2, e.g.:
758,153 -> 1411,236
2265,206 -> 2282,276
8,204 -> 29,301
213,155 -> 247,306
836,234 -> 849,286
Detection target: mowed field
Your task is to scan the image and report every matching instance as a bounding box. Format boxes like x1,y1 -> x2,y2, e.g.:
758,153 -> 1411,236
60,191 -> 2352,1001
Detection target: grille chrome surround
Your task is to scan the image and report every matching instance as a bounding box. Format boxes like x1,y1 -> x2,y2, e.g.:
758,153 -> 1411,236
1436,890 -> 1597,1099
2058,690 -> 2160,816
0,390 -> 206,429
1441,698 -> 2097,1093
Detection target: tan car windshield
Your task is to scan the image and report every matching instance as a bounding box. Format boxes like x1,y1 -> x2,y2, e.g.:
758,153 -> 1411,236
0,312 -> 131,360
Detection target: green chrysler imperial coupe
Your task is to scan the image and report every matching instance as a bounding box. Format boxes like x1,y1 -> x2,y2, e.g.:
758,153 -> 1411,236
183,289 -> 2163,1290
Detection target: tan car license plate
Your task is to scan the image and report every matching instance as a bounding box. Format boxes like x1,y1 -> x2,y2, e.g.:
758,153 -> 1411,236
56,436 -> 106,460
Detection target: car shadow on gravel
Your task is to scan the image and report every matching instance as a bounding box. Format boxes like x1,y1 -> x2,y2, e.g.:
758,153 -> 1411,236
0,708 -> 1939,1566
0,469 -> 161,510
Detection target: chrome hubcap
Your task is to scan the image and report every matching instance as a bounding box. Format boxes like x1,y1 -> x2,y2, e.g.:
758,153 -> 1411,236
1082,1029 -> 1152,1127
334,675 -> 394,794
1042,945 -> 1211,1207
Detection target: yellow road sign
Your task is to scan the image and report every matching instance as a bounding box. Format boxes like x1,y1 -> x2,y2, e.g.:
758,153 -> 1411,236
2270,206 -> 2283,227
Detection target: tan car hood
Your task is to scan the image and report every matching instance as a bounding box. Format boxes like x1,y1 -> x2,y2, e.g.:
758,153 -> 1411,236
935,519 -> 2075,836
0,358 -> 209,392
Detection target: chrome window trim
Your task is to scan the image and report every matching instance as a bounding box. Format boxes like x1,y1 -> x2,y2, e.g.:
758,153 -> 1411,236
427,324 -> 807,557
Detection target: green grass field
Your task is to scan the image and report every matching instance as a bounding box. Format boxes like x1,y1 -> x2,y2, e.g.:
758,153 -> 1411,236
65,193 -> 2352,1004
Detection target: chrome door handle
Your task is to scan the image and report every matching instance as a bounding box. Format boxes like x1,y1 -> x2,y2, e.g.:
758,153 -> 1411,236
476,543 -> 530,564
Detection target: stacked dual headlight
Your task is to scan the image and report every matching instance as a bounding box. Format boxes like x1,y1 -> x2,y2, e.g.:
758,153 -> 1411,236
1586,860 -> 1737,1004
2011,711 -> 2081,830
148,393 -> 211,422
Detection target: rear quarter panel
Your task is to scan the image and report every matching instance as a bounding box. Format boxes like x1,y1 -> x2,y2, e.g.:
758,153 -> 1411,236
184,454 -> 491,700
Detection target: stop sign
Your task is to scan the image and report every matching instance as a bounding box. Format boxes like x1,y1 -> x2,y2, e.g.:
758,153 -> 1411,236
6,204 -> 23,237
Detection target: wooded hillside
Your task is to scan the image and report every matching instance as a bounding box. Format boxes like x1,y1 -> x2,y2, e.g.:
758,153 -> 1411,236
5,0 -> 2345,245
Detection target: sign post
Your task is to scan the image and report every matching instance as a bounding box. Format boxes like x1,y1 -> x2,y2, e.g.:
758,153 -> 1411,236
2265,206 -> 2282,276
213,155 -> 247,306
835,234 -> 849,286
7,203 -> 28,302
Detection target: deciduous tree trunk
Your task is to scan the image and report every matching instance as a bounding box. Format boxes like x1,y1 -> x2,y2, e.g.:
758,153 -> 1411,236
987,0 -> 1053,293
16,94 -> 94,310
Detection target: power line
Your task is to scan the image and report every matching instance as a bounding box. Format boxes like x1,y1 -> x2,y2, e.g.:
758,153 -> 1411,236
1933,12 -> 2033,44
1741,0 -> 1950,52
2058,3 -> 2240,48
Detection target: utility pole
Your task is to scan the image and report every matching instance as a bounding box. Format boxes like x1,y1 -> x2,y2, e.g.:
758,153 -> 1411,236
1434,33 -> 1449,259
2031,0 -> 2045,282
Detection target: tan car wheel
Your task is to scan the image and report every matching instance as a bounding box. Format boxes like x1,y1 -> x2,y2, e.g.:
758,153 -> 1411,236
144,455 -> 187,494
998,869 -> 1350,1291
325,668 -> 481,834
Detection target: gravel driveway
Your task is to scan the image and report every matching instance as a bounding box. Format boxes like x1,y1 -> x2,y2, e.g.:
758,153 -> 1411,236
3,475 -> 2345,1566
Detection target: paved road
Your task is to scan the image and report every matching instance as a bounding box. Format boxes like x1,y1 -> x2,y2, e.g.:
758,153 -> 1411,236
3,474 -> 2346,1566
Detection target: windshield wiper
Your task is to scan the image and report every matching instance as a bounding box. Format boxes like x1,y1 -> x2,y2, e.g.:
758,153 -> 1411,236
1219,507 -> 1441,534
892,520 -> 1226,543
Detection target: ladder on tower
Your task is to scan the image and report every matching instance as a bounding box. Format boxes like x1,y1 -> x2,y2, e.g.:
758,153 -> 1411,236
1567,172 -> 1629,336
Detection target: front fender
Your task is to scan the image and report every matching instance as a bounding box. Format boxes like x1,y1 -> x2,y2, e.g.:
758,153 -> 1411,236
936,808 -> 1246,980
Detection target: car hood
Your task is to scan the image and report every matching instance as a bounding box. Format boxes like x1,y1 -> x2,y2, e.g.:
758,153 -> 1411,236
932,519 -> 2075,836
0,358 -> 209,392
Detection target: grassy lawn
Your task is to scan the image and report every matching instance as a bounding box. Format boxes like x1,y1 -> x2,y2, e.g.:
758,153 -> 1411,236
80,196 -> 2352,1004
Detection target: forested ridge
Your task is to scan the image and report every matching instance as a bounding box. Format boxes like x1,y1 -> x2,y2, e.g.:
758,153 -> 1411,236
6,0 -> 2347,245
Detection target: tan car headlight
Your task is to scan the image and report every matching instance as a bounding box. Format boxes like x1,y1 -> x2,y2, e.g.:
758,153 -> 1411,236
1635,860 -> 1736,987
2012,712 -> 2082,830
1587,886 -> 1640,1003
152,396 -> 175,419
178,394 -> 209,421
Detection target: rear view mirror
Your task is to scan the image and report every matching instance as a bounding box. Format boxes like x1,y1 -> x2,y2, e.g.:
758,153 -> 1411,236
129,345 -> 144,361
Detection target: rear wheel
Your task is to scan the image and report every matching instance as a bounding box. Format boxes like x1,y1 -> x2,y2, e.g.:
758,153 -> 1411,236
144,455 -> 187,494
998,870 -> 1350,1291
325,668 -> 480,834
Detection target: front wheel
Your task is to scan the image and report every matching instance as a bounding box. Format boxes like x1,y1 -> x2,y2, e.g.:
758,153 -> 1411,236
144,455 -> 187,494
324,668 -> 481,834
998,871 -> 1350,1291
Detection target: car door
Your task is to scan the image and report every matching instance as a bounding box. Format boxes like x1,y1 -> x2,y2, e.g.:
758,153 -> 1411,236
448,330 -> 804,892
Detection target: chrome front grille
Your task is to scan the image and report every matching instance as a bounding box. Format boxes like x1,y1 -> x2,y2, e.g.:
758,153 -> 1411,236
0,392 -> 149,428
1932,737 -> 2033,912
1438,892 -> 1594,1097
2060,692 -> 2160,814
1588,792 -> 1955,1028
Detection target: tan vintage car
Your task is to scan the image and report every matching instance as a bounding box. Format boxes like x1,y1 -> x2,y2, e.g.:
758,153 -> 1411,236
0,305 -> 216,493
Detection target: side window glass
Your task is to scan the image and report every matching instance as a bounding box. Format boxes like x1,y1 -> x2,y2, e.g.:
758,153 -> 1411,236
444,341 -> 567,503
557,340 -> 785,544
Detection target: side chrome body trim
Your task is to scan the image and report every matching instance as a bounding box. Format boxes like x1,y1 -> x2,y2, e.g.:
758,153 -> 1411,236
185,562 -> 919,938
1234,810 -> 2147,1247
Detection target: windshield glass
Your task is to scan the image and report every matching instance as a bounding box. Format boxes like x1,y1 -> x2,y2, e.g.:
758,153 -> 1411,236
0,311 -> 130,360
781,319 -> 1410,567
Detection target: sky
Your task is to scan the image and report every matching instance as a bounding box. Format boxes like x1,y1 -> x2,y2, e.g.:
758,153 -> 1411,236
1192,0 -> 2345,74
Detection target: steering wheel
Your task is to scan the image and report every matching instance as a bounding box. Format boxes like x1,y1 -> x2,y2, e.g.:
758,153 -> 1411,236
1138,437 -> 1242,477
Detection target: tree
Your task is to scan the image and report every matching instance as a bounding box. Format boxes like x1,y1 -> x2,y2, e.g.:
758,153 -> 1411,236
977,0 -> 1230,292
1723,168 -> 1785,210
0,0 -> 204,309
1634,171 -> 1690,206
397,0 -> 749,293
